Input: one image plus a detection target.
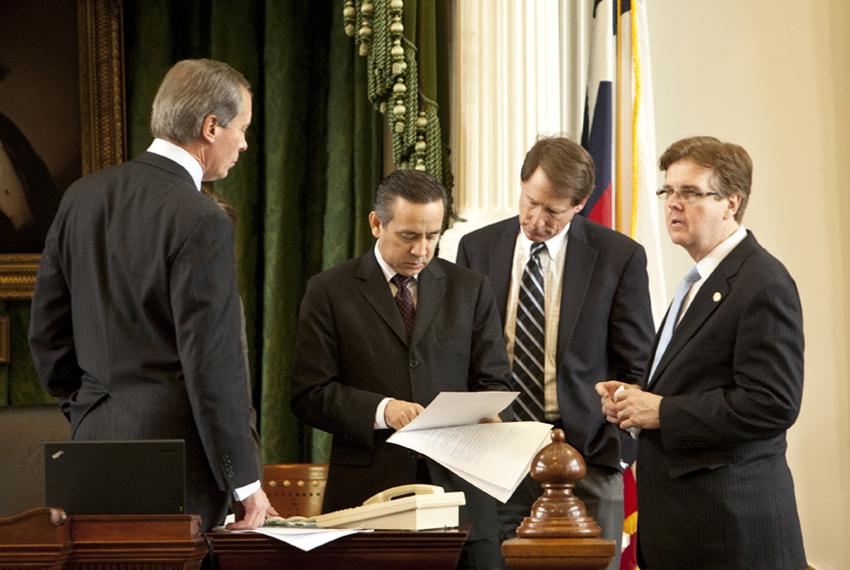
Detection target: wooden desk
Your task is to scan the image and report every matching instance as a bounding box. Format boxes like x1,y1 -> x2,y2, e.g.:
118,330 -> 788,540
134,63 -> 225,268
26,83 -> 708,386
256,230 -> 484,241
1,509 -> 466,569
0,508 -> 70,569
0,509 -> 206,570
69,513 -> 207,569
208,528 -> 468,570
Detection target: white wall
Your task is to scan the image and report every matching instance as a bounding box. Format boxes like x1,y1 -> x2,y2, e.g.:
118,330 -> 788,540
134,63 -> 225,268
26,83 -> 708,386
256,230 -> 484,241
647,1 -> 850,568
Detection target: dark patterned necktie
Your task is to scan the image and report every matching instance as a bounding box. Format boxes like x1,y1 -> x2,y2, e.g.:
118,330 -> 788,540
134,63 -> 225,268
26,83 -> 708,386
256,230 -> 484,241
512,242 -> 546,421
391,274 -> 415,339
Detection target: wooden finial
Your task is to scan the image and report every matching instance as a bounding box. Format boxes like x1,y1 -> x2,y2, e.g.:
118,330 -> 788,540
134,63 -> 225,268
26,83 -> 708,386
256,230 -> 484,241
516,428 -> 602,538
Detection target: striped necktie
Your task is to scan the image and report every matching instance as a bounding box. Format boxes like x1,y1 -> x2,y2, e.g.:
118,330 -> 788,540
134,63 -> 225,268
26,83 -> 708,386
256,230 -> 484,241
512,242 -> 546,421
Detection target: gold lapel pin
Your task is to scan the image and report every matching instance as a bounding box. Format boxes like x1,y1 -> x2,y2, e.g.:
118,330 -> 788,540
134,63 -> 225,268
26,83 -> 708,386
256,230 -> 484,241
713,291 -> 722,302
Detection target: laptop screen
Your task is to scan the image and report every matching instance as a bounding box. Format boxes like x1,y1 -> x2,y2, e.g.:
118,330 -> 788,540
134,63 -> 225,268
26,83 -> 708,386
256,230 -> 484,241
44,439 -> 185,515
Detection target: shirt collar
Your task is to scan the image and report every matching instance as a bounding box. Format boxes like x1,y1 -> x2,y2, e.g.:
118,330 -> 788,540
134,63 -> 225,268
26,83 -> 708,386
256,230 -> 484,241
517,222 -> 570,259
695,224 -> 747,280
373,244 -> 420,283
147,138 -> 204,191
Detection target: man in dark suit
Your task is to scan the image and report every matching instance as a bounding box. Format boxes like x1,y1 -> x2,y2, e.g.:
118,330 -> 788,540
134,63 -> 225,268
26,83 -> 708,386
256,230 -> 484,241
598,136 -> 807,569
455,136 -> 654,569
29,59 -> 271,532
291,169 -> 511,569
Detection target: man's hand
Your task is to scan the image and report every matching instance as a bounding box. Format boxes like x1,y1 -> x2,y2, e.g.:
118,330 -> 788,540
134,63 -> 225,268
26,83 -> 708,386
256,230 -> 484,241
595,380 -> 630,424
385,399 -> 425,430
226,488 -> 277,530
612,386 -> 662,430
478,415 -> 502,423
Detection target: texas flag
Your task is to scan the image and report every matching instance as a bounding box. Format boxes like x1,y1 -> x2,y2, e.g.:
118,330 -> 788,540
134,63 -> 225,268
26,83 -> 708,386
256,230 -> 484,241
580,0 -> 615,229
580,2 -> 667,569
581,0 -> 666,325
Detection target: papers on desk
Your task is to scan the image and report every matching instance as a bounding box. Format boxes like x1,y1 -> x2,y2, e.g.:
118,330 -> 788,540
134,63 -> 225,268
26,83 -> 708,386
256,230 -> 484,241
249,527 -> 369,551
387,391 -> 552,503
221,514 -> 372,551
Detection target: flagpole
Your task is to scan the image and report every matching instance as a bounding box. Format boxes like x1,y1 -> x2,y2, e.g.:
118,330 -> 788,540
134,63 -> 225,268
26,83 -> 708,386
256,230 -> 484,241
615,0 -> 623,233
630,0 -> 641,238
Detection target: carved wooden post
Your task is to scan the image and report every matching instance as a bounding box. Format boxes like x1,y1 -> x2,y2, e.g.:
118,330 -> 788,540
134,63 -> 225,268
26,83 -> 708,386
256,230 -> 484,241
502,428 -> 616,570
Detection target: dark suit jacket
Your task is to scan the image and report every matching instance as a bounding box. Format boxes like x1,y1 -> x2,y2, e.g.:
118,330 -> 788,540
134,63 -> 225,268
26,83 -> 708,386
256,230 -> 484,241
29,152 -> 259,531
637,232 -> 806,570
290,252 -> 511,541
456,215 -> 654,469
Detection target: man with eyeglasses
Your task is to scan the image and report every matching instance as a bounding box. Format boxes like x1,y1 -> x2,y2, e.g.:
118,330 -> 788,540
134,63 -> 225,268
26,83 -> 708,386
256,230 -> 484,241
456,136 -> 654,570
597,136 -> 807,569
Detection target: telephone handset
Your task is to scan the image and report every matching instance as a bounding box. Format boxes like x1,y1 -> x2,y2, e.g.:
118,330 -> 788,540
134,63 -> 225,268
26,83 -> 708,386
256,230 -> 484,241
363,483 -> 444,506
304,483 -> 465,530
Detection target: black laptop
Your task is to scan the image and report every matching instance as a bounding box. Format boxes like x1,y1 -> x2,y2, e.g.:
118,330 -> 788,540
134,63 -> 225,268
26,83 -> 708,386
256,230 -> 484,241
44,440 -> 185,515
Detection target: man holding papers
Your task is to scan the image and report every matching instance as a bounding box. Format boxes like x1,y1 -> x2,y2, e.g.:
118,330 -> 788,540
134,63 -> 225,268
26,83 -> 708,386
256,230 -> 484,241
291,169 -> 512,569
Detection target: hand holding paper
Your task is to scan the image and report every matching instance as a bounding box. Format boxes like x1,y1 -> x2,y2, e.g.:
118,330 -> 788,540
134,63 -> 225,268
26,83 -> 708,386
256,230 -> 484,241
387,392 -> 552,503
396,391 -> 517,432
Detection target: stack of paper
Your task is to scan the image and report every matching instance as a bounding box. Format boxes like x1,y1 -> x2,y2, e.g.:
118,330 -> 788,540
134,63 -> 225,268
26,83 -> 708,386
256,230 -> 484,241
387,392 -> 552,502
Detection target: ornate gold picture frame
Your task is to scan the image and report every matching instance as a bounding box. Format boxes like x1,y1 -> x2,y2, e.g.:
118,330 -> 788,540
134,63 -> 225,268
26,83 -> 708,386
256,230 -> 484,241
0,0 -> 125,300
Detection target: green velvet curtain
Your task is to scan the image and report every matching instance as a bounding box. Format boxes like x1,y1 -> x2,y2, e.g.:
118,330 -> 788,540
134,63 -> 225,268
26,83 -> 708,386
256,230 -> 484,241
2,0 -> 451,468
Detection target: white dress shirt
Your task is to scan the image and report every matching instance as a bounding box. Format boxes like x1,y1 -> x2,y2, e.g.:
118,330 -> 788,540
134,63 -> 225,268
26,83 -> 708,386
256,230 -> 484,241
504,224 -> 570,420
678,225 -> 747,323
147,138 -> 203,191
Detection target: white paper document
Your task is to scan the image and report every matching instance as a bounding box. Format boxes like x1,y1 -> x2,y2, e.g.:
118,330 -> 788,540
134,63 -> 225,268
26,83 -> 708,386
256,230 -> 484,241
397,391 -> 520,432
387,392 -> 552,503
220,516 -> 370,551
248,527 -> 368,551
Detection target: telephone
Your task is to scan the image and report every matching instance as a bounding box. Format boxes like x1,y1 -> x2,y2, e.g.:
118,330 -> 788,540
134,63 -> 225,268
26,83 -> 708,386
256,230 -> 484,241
267,484 -> 465,531
362,483 -> 445,506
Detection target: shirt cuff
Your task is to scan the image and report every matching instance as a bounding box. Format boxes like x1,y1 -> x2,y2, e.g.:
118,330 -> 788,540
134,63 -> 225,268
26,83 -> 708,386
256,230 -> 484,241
374,397 -> 393,429
232,479 -> 261,502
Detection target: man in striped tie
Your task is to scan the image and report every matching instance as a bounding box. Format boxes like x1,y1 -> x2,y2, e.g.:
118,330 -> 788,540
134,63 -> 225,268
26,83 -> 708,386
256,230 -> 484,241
457,137 -> 654,570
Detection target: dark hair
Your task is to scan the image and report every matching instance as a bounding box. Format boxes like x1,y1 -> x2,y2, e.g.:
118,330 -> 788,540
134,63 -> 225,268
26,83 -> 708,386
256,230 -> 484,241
520,136 -> 595,204
373,169 -> 447,225
659,136 -> 752,222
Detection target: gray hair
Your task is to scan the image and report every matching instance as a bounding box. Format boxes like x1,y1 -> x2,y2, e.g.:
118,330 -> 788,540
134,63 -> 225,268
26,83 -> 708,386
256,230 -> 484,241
150,59 -> 250,144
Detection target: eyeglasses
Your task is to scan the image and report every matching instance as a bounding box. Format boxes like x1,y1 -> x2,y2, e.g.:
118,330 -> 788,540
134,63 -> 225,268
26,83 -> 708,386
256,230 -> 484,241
656,188 -> 721,204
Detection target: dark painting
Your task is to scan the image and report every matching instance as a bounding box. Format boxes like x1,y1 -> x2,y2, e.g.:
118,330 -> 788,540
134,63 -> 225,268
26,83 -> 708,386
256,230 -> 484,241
0,0 -> 81,253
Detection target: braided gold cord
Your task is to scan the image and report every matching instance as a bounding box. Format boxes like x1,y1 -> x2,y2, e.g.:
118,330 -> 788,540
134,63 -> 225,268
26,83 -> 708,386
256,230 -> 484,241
347,0 -> 445,187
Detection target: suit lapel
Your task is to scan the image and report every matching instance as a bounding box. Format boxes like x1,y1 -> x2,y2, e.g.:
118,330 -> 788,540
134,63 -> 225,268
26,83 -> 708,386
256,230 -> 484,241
489,219 -> 520,324
556,216 -> 597,361
649,233 -> 758,387
411,261 -> 447,347
357,252 -> 410,346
